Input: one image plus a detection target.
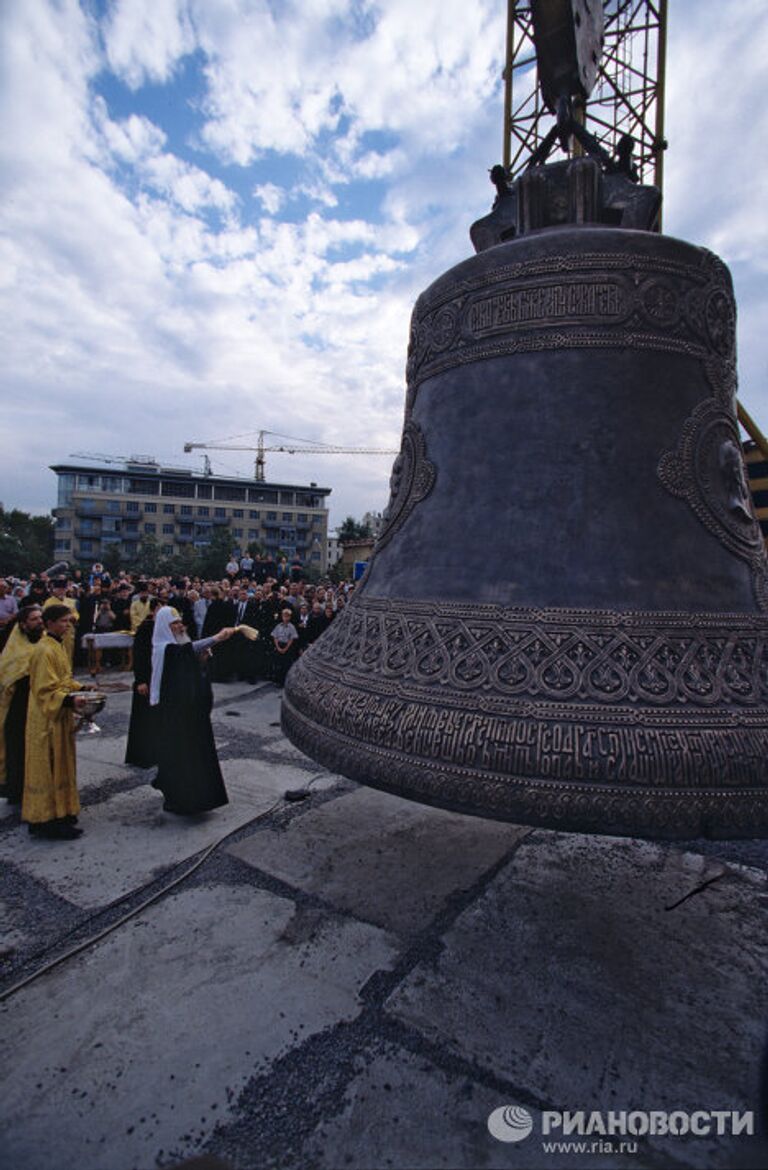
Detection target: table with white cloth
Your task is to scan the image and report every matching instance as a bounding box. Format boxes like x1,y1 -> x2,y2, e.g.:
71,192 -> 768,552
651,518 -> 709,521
81,632 -> 134,675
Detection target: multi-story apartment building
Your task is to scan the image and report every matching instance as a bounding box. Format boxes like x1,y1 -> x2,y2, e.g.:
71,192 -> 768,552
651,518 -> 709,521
51,459 -> 331,571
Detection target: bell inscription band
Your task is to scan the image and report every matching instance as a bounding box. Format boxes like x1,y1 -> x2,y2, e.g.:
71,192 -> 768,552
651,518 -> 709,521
282,7 -> 768,839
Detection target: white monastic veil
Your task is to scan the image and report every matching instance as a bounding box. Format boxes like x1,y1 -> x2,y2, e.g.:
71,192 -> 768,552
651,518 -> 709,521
150,606 -> 181,707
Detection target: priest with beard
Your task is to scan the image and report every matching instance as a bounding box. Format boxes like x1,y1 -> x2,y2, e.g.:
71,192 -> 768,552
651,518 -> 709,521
0,604 -> 44,805
149,606 -> 236,815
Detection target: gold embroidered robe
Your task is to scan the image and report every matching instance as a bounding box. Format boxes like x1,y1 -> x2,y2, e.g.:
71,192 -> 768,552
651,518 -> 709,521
22,634 -> 83,823
0,625 -> 36,783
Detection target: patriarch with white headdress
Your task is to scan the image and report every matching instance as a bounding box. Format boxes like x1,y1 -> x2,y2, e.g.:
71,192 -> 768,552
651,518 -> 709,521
149,606 -> 235,815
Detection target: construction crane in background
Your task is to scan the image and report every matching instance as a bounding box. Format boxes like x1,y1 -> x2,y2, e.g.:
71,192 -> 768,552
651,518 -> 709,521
183,430 -> 399,482
502,1 -> 668,193
501,1 -> 768,544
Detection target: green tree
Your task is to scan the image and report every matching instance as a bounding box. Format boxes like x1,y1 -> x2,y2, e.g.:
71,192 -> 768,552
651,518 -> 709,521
338,515 -> 371,542
138,533 -> 161,576
159,544 -> 201,580
197,528 -> 233,579
102,543 -> 123,578
0,508 -> 55,575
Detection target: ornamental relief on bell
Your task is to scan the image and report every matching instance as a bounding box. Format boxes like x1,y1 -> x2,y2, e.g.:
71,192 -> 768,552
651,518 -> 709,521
406,249 -> 736,388
312,597 -> 768,710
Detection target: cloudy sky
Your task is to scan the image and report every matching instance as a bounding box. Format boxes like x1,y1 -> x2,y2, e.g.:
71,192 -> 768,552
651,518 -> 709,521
2,0 -> 767,528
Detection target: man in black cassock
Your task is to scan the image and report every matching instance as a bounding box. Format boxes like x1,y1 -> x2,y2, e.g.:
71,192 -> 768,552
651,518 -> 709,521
149,606 -> 236,815
125,598 -> 160,768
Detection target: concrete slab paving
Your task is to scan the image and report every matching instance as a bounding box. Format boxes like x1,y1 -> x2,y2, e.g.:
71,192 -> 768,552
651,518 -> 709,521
301,1042 -> 657,1170
0,899 -> 31,960
0,882 -> 400,1170
75,732 -> 131,767
76,753 -> 135,793
2,761 -> 299,910
385,831 -> 768,1169
227,786 -> 530,937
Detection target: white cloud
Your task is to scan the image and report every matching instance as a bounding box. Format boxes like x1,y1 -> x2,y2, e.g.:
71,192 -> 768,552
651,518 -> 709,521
103,0 -> 196,89
253,181 -> 285,214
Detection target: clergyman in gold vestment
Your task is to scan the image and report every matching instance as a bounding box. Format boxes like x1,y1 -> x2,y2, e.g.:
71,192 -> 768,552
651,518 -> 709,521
0,604 -> 44,804
23,605 -> 91,841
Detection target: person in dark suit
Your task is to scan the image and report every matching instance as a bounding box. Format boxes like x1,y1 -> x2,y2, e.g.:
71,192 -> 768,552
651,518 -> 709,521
231,588 -> 263,682
202,587 -> 237,680
296,603 -> 311,654
306,600 -> 329,645
110,583 -> 133,631
77,581 -> 104,635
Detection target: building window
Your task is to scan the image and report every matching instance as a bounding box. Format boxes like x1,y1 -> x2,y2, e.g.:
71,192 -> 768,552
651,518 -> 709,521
214,507 -> 226,518
248,529 -> 259,539
214,485 -> 246,502
279,491 -> 295,505
249,510 -> 260,519
266,511 -> 277,521
80,540 -> 94,553
163,504 -> 175,514
57,474 -> 75,507
232,528 -> 243,538
162,524 -> 174,535
162,479 -> 195,498
297,513 -> 308,522
233,509 -> 244,518
126,501 -> 139,513
197,506 -> 209,516
181,505 -> 192,515
162,544 -> 174,555
54,539 -> 71,551
197,483 -> 212,499
145,502 -> 157,513
282,512 -> 293,521
144,523 -> 156,534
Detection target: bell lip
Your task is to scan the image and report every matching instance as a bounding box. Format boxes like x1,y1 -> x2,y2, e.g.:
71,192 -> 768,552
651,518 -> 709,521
281,688 -> 768,843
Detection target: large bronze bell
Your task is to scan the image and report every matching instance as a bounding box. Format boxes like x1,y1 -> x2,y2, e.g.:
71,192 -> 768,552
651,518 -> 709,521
283,0 -> 768,839
283,202 -> 768,838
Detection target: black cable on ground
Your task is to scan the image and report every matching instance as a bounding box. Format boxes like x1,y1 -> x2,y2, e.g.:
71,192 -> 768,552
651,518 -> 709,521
0,774 -> 326,1003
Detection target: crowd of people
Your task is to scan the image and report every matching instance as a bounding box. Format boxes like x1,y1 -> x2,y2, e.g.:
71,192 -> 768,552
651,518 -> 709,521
0,558 -> 356,842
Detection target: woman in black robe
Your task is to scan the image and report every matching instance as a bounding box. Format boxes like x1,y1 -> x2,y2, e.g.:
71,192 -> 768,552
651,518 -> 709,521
149,606 -> 236,815
125,599 -> 160,767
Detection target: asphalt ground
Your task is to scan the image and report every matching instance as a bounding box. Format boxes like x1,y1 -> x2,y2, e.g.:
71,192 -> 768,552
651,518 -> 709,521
1,668 -> 768,1170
